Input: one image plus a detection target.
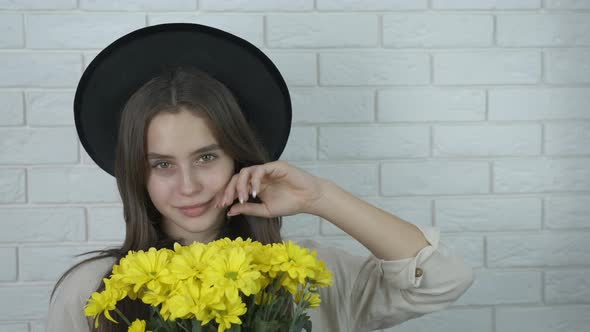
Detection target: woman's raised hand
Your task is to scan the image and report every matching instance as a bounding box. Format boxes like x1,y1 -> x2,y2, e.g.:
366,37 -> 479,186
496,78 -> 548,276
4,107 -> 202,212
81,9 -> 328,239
214,160 -> 326,218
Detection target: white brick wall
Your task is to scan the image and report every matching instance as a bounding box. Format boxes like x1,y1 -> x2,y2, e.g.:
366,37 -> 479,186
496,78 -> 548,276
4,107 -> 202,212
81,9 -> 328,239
0,1 -> 589,331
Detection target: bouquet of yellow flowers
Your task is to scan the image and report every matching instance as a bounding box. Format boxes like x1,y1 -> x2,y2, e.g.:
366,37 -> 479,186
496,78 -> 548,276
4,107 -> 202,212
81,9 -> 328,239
84,237 -> 333,332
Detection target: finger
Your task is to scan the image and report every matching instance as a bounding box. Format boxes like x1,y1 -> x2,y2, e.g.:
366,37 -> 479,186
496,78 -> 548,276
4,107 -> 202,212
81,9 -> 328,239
222,173 -> 240,207
213,175 -> 233,208
213,185 -> 229,209
228,202 -> 271,218
236,167 -> 253,204
250,165 -> 267,199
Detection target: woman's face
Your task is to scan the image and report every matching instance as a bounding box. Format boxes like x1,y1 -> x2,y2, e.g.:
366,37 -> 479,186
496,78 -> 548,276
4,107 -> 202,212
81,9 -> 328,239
146,108 -> 234,245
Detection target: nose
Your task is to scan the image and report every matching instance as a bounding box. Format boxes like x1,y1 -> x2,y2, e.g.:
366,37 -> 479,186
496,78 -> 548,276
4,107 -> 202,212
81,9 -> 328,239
178,167 -> 201,195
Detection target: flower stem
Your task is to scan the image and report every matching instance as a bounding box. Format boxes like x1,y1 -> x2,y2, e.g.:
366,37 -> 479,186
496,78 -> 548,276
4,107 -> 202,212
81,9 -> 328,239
113,306 -> 132,326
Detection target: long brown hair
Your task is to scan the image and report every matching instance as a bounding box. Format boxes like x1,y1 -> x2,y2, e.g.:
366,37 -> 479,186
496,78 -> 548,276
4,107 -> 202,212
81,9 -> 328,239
50,66 -> 292,331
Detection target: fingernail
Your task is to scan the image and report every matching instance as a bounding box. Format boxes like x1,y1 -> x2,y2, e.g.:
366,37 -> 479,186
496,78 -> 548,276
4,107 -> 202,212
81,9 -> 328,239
252,190 -> 256,198
239,196 -> 244,204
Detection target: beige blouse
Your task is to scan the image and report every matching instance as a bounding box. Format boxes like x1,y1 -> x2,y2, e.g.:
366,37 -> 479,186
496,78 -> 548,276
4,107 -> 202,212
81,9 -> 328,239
47,224 -> 475,331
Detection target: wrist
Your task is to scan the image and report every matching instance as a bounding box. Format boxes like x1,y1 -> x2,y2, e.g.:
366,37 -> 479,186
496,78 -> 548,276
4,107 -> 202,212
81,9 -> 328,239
304,178 -> 336,217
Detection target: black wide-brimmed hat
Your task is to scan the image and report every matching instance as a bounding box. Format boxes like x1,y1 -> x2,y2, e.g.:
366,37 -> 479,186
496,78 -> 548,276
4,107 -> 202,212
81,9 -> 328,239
74,23 -> 292,177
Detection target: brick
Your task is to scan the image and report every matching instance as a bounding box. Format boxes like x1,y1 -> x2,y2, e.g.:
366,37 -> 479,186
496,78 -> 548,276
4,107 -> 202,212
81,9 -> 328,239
545,269 -> 590,303
297,162 -> 378,196
267,15 -> 378,48
27,320 -> 47,332
434,51 -> 541,85
148,14 -> 263,48
0,323 -> 28,332
381,161 -> 489,195
291,88 -> 374,123
319,125 -> 428,159
489,88 -> 590,120
0,128 -> 78,164
0,285 -> 52,319
545,122 -> 590,156
383,14 -> 493,47
317,0 -> 427,10
0,0 -> 75,9
494,159 -> 590,193
200,0 -> 313,11
433,124 -> 541,157
498,14 -> 590,46
80,0 -> 196,10
0,53 -> 81,87
0,247 -> 16,281
0,208 -> 85,242
487,232 -> 590,267
445,235 -> 484,268
378,89 -> 485,122
456,270 -> 541,305
0,91 -> 24,126
545,196 -> 590,229
26,91 -> 76,126
432,0 -> 540,9
281,214 -> 320,238
0,169 -> 25,203
385,308 -> 492,332
320,51 -> 429,85
264,52 -> 316,86
29,167 -> 120,203
26,14 -> 145,49
280,126 -> 317,161
545,49 -> 590,84
0,14 -> 24,48
20,245 -> 105,281
87,206 -> 125,241
436,197 -> 541,231
496,306 -> 590,331
29,322 -> 45,332
546,0 -> 590,9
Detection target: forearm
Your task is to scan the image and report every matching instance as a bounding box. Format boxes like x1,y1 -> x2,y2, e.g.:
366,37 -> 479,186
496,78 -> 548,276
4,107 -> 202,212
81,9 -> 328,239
306,179 -> 430,261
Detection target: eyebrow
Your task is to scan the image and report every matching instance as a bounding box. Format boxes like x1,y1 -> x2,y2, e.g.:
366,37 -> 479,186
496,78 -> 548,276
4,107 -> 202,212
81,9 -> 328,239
147,144 -> 221,159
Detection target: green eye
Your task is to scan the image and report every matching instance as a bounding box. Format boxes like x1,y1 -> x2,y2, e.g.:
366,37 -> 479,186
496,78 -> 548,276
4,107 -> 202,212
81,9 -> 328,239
199,153 -> 218,163
153,161 -> 170,169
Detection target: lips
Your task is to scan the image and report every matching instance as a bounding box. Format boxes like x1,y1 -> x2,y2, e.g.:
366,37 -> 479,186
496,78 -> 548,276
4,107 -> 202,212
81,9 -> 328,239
178,200 -> 210,209
177,198 -> 212,217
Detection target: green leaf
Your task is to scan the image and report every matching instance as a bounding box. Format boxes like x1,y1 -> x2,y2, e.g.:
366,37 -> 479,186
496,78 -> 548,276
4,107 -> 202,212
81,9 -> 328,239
191,319 -> 202,332
254,316 -> 284,332
291,314 -> 312,332
225,324 -> 242,332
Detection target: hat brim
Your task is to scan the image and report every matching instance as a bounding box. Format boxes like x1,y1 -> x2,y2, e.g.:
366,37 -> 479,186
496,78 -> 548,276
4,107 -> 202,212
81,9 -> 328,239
74,23 -> 292,177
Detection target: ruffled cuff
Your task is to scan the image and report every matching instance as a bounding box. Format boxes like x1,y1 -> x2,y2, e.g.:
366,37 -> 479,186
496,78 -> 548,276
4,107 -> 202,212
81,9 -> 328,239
367,224 -> 440,290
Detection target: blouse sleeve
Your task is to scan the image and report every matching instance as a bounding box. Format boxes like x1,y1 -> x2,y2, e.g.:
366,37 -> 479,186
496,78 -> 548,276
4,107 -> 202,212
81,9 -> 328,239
348,224 -> 475,331
300,224 -> 474,331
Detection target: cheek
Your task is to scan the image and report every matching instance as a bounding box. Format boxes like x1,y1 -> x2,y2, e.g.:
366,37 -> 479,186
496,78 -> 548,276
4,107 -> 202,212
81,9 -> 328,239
146,177 -> 174,206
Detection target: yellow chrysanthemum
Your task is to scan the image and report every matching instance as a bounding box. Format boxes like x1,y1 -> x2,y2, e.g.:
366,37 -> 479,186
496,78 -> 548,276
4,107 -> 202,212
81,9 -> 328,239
250,244 -> 274,274
267,241 -> 319,294
163,277 -> 222,321
210,296 -> 247,332
115,247 -> 174,295
209,237 -> 256,253
309,259 -> 334,288
203,246 -> 262,303
127,319 -> 152,332
84,278 -> 124,328
294,289 -> 321,308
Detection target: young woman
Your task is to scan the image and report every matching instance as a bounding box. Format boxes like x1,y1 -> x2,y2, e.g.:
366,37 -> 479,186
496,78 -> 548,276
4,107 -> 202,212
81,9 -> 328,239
47,24 -> 474,332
